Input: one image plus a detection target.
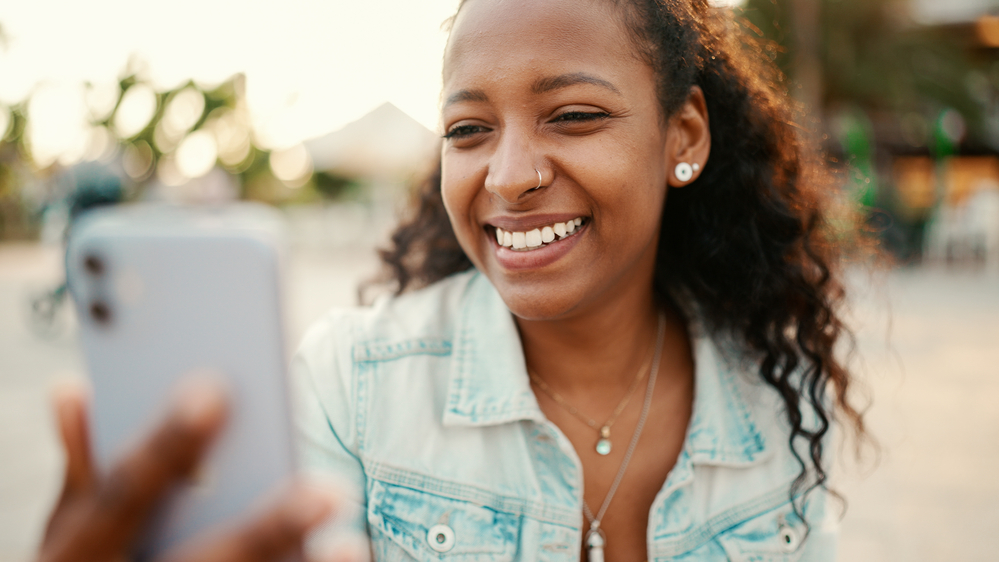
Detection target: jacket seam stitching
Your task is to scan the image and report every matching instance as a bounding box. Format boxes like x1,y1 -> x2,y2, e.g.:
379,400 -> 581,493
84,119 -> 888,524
364,461 -> 579,528
649,486 -> 792,558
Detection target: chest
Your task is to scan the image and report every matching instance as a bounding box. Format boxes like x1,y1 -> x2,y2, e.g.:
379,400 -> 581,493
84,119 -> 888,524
361,419 -> 812,562
535,373 -> 694,562
350,337 -> 820,561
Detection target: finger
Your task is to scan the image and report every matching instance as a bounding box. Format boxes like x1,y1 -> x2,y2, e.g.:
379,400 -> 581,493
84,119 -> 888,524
160,480 -> 341,562
52,378 -> 96,498
43,378 -> 97,545
76,376 -> 229,557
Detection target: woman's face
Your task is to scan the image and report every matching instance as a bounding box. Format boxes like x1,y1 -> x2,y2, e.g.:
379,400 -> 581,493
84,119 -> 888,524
441,0 -> 672,321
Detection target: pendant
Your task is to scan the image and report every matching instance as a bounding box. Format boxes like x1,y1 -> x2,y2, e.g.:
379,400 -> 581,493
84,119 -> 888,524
586,525 -> 606,562
595,426 -> 612,455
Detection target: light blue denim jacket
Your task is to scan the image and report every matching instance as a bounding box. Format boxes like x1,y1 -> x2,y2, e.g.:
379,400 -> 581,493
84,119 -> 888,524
291,270 -> 837,561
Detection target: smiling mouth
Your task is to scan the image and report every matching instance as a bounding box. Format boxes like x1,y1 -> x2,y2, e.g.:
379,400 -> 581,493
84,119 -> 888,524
491,217 -> 587,251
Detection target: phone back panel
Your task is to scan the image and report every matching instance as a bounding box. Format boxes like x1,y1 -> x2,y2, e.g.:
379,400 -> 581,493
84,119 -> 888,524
66,203 -> 294,557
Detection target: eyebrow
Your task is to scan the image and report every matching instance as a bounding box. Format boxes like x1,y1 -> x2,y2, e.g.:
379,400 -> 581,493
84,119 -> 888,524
532,73 -> 620,95
443,72 -> 620,109
444,89 -> 489,108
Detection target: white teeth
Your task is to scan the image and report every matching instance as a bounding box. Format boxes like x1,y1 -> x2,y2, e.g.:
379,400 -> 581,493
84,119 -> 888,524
541,226 -> 555,243
494,217 -> 586,251
526,229 -> 543,248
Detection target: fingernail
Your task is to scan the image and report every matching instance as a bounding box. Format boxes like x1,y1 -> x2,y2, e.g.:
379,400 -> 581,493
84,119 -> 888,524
173,374 -> 228,429
49,375 -> 91,406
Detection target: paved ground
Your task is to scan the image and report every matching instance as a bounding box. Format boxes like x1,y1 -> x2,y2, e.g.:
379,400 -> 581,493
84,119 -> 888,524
1,241 -> 997,561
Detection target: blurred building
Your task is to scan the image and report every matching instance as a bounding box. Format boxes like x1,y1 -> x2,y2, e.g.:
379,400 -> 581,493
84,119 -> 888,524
305,102 -> 438,184
287,103 -> 440,251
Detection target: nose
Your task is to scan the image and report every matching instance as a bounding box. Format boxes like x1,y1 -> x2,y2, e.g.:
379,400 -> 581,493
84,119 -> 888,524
484,127 -> 544,203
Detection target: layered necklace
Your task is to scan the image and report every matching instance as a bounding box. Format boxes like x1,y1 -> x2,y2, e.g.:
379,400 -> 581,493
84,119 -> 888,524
528,313 -> 666,562
530,348 -> 651,456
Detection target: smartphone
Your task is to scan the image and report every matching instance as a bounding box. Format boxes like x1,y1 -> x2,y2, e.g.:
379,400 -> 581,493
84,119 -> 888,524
66,202 -> 295,558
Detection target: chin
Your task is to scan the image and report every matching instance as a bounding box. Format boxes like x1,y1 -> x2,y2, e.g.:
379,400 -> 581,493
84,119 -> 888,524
491,278 -> 588,322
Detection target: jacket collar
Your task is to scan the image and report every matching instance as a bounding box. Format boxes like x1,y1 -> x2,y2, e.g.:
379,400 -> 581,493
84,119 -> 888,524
441,272 -> 769,467
682,330 -> 770,466
441,272 -> 546,427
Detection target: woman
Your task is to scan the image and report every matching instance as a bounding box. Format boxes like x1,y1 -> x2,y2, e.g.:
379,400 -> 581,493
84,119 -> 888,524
41,0 -> 864,560
294,0 -> 864,560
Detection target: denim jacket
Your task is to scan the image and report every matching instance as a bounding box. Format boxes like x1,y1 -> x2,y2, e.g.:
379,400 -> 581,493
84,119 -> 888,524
291,270 -> 837,561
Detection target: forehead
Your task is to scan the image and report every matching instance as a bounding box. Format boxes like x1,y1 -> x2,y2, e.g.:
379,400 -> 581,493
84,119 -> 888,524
443,0 -> 643,85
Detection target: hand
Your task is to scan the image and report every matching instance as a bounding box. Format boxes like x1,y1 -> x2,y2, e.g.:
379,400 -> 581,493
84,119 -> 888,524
39,376 -> 341,562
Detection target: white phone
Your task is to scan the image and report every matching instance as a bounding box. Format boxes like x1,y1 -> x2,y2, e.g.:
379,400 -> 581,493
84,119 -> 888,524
66,202 -> 296,558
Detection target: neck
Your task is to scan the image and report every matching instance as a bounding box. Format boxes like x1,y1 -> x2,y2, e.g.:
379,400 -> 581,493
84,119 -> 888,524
516,281 -> 661,393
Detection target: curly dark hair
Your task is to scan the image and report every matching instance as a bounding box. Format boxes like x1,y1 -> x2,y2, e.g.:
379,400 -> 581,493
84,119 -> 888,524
377,0 -> 866,526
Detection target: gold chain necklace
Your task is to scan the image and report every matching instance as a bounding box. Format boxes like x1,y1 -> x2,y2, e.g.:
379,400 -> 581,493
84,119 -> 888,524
528,339 -> 654,456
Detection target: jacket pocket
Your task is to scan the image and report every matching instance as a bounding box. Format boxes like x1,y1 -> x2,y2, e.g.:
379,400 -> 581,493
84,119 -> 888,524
714,502 -> 810,562
367,479 -> 520,562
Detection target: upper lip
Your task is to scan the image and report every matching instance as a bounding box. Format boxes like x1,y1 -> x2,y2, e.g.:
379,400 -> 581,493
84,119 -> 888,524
485,213 -> 586,232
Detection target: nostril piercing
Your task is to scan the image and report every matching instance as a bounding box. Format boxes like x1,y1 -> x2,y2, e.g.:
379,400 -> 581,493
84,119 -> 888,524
535,169 -> 543,189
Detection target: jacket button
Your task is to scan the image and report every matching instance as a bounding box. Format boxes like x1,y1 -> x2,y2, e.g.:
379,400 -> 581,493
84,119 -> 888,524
778,523 -> 800,552
427,524 -> 456,552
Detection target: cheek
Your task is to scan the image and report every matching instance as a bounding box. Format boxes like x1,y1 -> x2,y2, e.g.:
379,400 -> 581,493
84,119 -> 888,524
566,138 -> 668,217
440,158 -> 482,250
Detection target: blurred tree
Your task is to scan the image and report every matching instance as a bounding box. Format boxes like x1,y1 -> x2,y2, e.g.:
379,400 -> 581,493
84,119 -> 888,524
739,0 -> 995,262
313,170 -> 361,200
740,0 -> 986,141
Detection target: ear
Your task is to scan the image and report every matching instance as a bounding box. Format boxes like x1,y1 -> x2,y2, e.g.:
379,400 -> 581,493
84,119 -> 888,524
665,86 -> 711,188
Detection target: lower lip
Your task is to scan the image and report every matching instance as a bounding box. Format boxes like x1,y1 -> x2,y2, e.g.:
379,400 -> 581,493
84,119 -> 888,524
491,225 -> 587,271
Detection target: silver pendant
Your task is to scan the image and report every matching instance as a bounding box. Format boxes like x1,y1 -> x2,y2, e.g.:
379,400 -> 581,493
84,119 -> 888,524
595,426 -> 612,455
586,526 -> 606,562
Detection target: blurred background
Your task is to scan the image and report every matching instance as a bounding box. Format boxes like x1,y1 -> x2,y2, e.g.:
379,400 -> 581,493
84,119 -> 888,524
1,0 -> 997,560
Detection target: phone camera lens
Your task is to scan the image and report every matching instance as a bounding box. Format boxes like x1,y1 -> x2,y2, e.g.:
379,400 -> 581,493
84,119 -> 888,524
83,254 -> 105,276
89,301 -> 112,325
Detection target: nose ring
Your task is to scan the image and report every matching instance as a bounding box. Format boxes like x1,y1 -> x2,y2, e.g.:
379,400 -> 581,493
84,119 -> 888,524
535,169 -> 543,189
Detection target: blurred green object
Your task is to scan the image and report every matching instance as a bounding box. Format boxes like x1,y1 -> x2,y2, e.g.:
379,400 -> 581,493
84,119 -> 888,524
65,163 -> 124,220
836,108 -> 879,208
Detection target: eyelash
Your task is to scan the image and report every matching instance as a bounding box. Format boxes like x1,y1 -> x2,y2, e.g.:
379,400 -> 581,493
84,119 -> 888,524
552,111 -> 610,123
443,111 -> 611,140
442,125 -> 486,140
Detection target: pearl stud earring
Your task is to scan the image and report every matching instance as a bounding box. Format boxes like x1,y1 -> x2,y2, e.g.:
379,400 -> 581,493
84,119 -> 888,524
675,162 -> 694,182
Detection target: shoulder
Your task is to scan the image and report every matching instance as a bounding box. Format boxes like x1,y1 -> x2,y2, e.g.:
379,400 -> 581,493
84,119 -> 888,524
296,269 -> 480,361
650,328 -> 839,560
291,269 -> 479,445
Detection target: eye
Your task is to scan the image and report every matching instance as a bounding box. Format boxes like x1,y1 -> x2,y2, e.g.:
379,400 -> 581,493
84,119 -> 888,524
443,124 -> 490,140
551,111 -> 610,124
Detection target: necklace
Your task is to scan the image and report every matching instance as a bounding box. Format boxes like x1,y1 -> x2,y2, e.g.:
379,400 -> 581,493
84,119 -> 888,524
584,313 -> 665,562
529,345 -> 653,456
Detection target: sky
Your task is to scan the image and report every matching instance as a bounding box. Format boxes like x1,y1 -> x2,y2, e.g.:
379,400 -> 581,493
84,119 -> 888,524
0,0 -> 462,154
0,0 -> 748,165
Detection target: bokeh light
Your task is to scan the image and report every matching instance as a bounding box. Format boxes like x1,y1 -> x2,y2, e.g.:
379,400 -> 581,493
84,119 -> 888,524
175,130 -> 218,180
112,84 -> 157,139
156,87 -> 205,151
82,126 -> 115,162
204,107 -> 252,169
122,139 -> 154,179
269,143 -> 312,188
25,83 -> 91,168
157,153 -> 186,187
83,82 -> 120,122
